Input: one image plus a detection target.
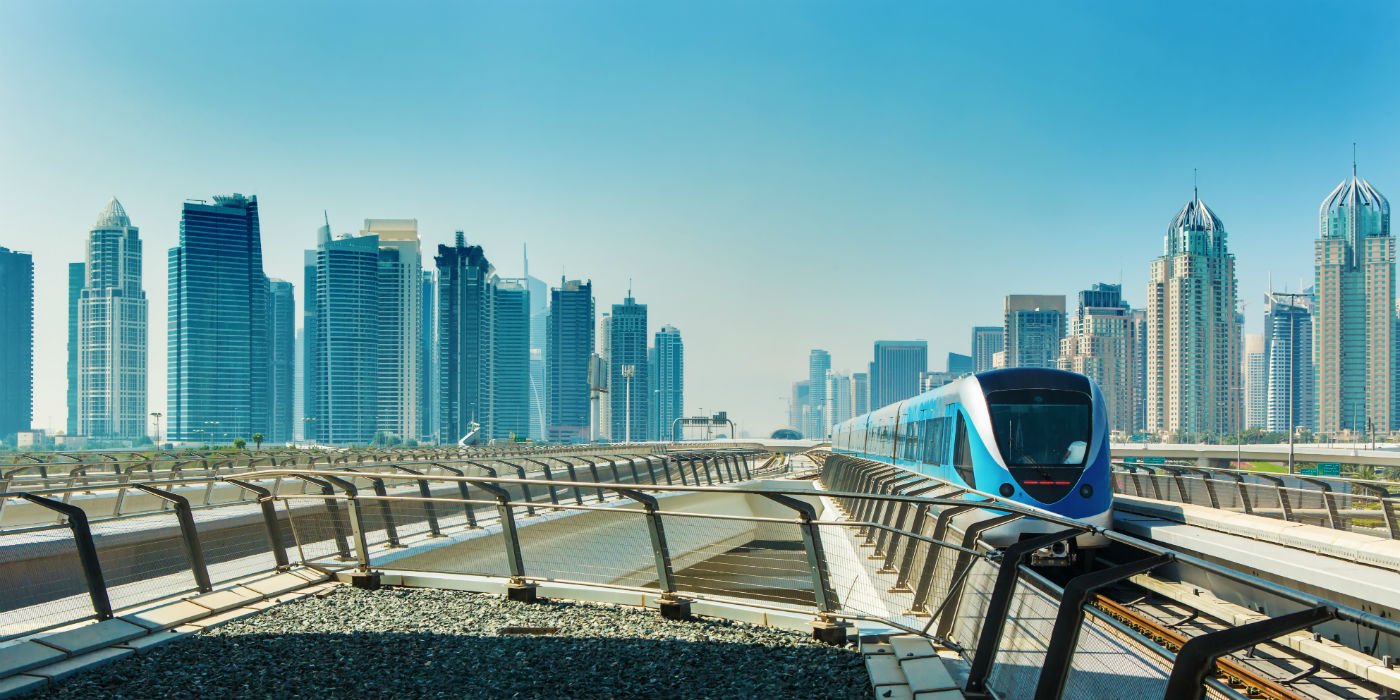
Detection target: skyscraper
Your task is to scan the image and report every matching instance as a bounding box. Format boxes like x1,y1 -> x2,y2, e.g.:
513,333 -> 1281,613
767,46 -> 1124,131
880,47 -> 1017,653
524,247 -> 548,441
268,279 -> 295,444
1004,295 -> 1066,369
947,353 -> 973,376
1314,164 -> 1392,433
1130,308 -> 1148,434
436,232 -> 492,444
0,247 -> 33,438
597,313 -> 612,440
489,277 -> 531,440
420,269 -> 436,443
870,341 -> 926,409
1058,284 -> 1134,434
1243,333 -> 1267,430
547,279 -> 594,442
789,380 -> 810,432
971,326 -> 1004,374
361,219 -> 423,444
852,372 -> 869,416
1146,189 -> 1240,439
304,229 -> 379,445
825,370 -> 852,426
654,325 -> 684,441
806,349 -> 831,438
66,262 -> 84,436
168,195 -> 269,444
1265,292 -> 1316,433
609,295 -> 648,442
76,198 -> 148,440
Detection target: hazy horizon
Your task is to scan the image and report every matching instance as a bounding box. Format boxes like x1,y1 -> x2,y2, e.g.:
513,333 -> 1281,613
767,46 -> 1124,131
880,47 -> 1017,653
4,1 -> 1400,437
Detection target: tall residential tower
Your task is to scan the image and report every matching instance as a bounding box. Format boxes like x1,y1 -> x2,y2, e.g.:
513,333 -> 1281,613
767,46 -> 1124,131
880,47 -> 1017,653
77,198 -> 148,439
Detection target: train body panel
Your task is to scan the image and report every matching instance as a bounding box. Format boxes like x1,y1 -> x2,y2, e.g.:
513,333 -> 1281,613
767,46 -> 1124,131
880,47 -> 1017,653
830,368 -> 1112,548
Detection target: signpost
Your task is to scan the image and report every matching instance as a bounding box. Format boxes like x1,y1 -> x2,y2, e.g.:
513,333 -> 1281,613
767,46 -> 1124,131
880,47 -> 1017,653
1144,457 -> 1166,465
1318,462 -> 1341,477
1299,467 -> 1319,476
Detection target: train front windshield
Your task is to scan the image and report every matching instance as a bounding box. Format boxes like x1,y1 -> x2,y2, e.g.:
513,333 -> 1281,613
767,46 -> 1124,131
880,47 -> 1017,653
986,388 -> 1091,502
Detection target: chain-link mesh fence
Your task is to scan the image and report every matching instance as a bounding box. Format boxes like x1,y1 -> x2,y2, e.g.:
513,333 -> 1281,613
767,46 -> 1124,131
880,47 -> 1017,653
0,528 -> 95,639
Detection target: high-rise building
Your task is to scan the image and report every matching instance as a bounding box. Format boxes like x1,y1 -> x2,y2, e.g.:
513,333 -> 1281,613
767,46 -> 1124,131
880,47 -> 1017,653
436,232 -> 492,444
789,380 -> 810,432
654,325 -> 683,441
420,269 -> 436,443
1057,284 -> 1133,433
609,295 -> 648,442
1004,295 -> 1066,369
168,195 -> 269,444
304,230 -> 379,445
870,341 -> 926,409
971,327 -> 1003,374
524,247 -> 548,441
597,313 -> 612,440
76,198 -> 148,440
489,277 -> 531,440
806,349 -> 831,438
852,373 -> 869,416
1243,333 -> 1267,430
825,370 -> 852,426
547,279 -> 594,442
66,262 -> 84,436
268,279 -> 295,444
1314,164 -> 1392,433
1146,190 -> 1240,439
0,247 -> 33,438
360,219 -> 422,444
1265,292 -> 1316,433
947,352 -> 973,376
1130,308 -> 1148,434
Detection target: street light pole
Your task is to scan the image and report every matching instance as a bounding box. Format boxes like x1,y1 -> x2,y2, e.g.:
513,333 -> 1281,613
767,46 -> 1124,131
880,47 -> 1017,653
150,412 -> 162,446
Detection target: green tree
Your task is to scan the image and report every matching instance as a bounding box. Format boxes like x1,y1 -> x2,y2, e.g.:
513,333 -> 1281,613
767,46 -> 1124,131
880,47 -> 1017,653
233,437 -> 247,450
252,433 -> 264,450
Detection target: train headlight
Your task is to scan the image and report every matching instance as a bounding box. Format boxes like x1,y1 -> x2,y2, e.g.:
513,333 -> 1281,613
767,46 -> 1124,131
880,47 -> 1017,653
1079,483 -> 1094,499
998,483 -> 1014,498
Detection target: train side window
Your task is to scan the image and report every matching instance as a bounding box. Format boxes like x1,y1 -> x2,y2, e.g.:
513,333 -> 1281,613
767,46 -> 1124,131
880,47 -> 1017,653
953,413 -> 976,488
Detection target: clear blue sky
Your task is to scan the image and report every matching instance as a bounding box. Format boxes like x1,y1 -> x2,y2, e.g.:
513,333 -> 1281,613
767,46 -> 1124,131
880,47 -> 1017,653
3,1 -> 1398,436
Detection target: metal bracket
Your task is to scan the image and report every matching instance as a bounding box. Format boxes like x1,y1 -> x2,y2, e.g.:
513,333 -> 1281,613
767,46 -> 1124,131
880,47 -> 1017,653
1162,606 -> 1334,700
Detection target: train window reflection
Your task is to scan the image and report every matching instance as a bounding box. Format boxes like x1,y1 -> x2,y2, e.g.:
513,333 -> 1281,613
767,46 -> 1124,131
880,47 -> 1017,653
986,389 -> 1090,467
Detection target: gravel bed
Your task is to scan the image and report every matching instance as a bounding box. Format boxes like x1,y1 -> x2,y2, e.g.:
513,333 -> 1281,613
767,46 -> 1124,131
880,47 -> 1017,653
38,586 -> 870,699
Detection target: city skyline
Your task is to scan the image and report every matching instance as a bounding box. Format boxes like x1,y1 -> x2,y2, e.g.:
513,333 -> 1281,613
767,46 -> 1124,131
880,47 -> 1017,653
5,3 -> 1400,435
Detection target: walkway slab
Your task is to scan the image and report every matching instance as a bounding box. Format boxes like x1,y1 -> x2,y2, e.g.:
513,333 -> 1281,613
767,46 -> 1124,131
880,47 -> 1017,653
115,629 -> 187,655
123,600 -> 211,631
866,653 -> 906,687
22,647 -> 134,682
0,674 -> 47,700
0,642 -> 64,679
187,587 -> 262,613
889,635 -> 937,660
901,656 -> 957,694
37,619 -> 146,655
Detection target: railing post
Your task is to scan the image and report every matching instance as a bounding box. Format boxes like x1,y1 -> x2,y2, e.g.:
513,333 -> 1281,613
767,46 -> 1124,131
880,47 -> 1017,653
1225,472 -> 1255,514
602,457 -> 623,484
579,458 -> 606,502
1257,474 -> 1293,521
430,464 -> 479,527
758,492 -> 844,644
623,456 -> 641,485
289,474 -> 354,561
616,488 -> 690,620
697,457 -> 715,486
1355,483 -> 1399,539
225,478 -> 291,569
1165,467 -> 1192,504
933,514 -> 1023,639
521,459 -> 560,505
505,462 -> 537,516
673,456 -> 690,486
1298,477 -> 1341,530
1162,606 -> 1334,700
910,504 -> 984,614
367,478 -> 403,548
392,466 -> 443,537
129,484 -> 212,592
965,529 -> 1081,695
1190,469 -> 1221,509
550,458 -> 585,504
469,479 -> 537,603
1032,553 -> 1173,700
17,493 -> 113,620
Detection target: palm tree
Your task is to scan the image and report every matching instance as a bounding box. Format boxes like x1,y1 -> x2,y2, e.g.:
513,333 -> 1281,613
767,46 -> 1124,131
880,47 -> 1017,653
252,433 -> 264,450
232,437 -> 247,450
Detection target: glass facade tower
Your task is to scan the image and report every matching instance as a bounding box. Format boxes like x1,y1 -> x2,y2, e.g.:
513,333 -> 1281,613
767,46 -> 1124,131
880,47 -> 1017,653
77,198 -> 147,440
547,279 -> 594,442
168,195 -> 269,444
0,247 -> 33,438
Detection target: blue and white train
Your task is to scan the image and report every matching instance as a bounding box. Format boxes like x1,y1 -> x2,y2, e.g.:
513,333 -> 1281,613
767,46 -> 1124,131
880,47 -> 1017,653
830,368 -> 1112,551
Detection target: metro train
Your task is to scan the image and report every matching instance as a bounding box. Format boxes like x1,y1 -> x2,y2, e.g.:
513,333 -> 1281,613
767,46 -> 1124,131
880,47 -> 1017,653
829,368 -> 1112,553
